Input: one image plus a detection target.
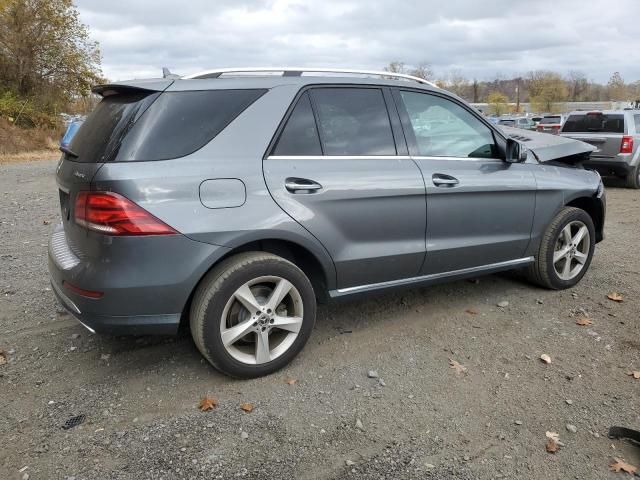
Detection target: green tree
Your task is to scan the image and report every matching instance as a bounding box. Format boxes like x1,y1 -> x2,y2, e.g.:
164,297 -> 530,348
486,91 -> 508,116
0,0 -> 102,124
528,71 -> 567,113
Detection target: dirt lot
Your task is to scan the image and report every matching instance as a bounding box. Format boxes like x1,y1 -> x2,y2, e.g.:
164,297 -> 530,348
1,159 -> 639,480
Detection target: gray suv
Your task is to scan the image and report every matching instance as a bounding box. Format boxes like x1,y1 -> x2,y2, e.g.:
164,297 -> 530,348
560,110 -> 640,188
49,68 -> 605,378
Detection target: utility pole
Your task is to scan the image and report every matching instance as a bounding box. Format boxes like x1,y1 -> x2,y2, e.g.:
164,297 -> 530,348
515,78 -> 521,113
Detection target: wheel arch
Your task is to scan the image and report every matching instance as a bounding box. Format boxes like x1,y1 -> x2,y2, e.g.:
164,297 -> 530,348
565,195 -> 605,243
179,236 -> 335,328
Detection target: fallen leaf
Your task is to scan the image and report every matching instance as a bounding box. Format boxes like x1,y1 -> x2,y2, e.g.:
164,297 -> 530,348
449,358 -> 467,375
198,395 -> 218,411
285,378 -> 297,385
545,438 -> 559,453
545,431 -> 560,453
626,371 -> 640,380
609,457 -> 637,474
240,403 -> 254,413
540,354 -> 552,364
575,317 -> 593,326
0,350 -> 6,365
607,292 -> 624,302
465,308 -> 479,315
43,220 -> 50,225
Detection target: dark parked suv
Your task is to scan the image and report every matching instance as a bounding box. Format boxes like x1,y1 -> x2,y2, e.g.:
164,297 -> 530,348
49,68 -> 605,378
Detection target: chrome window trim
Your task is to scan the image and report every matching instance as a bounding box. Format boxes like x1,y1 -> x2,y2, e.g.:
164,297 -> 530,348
267,155 -> 411,160
412,155 -> 504,163
333,257 -> 534,295
267,155 -> 503,162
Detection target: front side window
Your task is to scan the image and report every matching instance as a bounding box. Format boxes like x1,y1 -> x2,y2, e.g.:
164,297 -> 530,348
399,90 -> 498,158
310,88 -> 396,156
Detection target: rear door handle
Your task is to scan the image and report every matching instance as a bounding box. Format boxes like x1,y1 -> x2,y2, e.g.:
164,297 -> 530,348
285,177 -> 323,193
432,174 -> 459,187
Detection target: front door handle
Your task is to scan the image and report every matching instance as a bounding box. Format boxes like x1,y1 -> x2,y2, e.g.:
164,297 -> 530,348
285,177 -> 323,193
432,174 -> 459,187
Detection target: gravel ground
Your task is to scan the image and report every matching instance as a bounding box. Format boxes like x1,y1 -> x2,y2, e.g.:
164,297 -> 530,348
1,159 -> 639,480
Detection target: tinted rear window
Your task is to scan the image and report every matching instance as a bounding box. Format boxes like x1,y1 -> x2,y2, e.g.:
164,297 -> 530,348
561,113 -> 624,133
498,120 -> 516,126
70,89 -> 266,162
70,91 -> 159,162
540,116 -> 561,124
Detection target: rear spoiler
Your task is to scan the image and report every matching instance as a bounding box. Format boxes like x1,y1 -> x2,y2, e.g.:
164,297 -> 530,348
92,78 -> 174,97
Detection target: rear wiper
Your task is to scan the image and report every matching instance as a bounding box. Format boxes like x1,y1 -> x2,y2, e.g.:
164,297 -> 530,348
59,145 -> 79,158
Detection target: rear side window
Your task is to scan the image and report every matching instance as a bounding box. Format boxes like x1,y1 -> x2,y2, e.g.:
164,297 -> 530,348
116,89 -> 266,161
71,89 -> 266,162
634,115 -> 640,132
561,113 -> 624,133
310,88 -> 396,156
272,92 -> 322,155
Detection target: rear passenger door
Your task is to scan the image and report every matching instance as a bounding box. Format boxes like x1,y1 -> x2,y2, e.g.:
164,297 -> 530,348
393,89 -> 536,275
263,86 -> 426,289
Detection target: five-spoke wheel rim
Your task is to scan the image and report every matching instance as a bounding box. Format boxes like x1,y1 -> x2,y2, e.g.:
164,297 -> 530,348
220,276 -> 303,365
553,221 -> 590,281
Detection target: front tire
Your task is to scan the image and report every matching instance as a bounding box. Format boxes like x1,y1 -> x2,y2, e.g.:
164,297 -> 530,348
190,252 -> 316,378
526,207 -> 595,290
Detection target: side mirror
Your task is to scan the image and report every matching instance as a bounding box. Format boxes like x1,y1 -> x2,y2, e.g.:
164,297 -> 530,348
506,138 -> 528,163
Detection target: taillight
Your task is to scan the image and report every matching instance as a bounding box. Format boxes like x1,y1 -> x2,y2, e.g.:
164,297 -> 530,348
63,281 -> 104,299
74,191 -> 178,236
620,136 -> 634,154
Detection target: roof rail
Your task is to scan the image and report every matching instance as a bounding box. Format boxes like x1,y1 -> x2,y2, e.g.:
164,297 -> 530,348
182,67 -> 438,88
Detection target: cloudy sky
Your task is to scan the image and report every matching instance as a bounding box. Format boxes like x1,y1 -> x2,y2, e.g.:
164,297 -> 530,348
76,0 -> 640,83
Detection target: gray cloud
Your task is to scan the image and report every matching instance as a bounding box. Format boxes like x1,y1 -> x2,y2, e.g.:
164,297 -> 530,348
76,0 -> 640,83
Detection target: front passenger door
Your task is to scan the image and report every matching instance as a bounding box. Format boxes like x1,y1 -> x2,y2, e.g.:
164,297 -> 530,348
394,89 -> 537,275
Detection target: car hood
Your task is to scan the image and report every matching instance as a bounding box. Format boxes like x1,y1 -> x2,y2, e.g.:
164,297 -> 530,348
500,126 -> 596,162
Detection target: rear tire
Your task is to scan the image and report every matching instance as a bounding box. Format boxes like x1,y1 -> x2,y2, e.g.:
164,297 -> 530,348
190,252 -> 316,378
526,207 -> 595,290
624,163 -> 640,189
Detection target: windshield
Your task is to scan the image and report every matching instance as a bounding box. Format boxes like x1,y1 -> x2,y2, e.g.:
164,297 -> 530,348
561,113 -> 625,133
498,120 -> 516,126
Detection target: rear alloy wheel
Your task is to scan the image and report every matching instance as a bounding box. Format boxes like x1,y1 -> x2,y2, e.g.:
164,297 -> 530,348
190,252 -> 316,378
625,163 -> 640,189
526,207 -> 596,290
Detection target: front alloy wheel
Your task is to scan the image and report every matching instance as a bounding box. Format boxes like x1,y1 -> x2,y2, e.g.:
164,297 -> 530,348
526,206 -> 596,290
552,221 -> 590,281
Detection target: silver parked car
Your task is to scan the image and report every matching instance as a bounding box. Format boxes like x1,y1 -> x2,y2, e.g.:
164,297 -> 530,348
536,114 -> 566,134
498,117 -> 535,130
49,68 -> 605,378
560,110 -> 640,188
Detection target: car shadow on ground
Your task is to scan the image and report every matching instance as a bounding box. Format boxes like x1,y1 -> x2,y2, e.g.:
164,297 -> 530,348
70,270 -> 536,385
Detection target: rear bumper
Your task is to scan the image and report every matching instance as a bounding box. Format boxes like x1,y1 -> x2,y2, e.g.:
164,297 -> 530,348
583,159 -> 632,177
48,223 -> 230,335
